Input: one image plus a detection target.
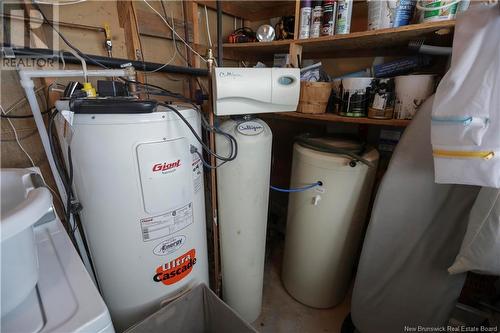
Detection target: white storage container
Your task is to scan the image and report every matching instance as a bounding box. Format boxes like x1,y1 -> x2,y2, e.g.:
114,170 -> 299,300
282,139 -> 379,308
1,169 -> 51,317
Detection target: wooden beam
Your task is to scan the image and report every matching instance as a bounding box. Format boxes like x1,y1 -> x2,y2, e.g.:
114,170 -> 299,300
194,0 -> 295,21
293,0 -> 300,40
117,1 -> 145,84
185,0 -> 201,69
185,0 -> 222,295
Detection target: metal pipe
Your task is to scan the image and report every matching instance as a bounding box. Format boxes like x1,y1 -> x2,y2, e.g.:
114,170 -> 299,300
8,47 -> 209,76
2,13 -> 105,33
19,68 -> 130,80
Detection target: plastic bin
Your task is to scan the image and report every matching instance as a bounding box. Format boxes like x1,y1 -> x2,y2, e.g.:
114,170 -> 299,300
125,284 -> 257,333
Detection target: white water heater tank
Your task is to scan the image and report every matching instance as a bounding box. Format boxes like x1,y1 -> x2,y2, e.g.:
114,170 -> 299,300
216,117 -> 272,323
282,139 -> 379,308
55,102 -> 208,332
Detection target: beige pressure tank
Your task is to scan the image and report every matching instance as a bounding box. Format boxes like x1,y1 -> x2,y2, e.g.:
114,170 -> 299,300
282,139 -> 379,308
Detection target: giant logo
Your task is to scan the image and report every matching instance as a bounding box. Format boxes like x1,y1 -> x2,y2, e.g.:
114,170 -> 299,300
153,249 -> 196,285
152,159 -> 181,173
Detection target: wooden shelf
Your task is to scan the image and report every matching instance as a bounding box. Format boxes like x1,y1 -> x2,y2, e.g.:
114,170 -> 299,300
223,20 -> 455,60
194,1 -> 296,21
297,20 -> 455,58
263,112 -> 411,127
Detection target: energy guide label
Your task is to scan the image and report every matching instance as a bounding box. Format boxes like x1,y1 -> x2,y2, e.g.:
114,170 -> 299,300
140,203 -> 193,241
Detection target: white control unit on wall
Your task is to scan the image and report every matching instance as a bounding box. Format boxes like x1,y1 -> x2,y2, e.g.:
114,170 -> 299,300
213,67 -> 300,116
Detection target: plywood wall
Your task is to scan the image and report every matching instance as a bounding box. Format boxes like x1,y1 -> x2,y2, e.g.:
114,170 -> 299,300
0,0 -> 238,177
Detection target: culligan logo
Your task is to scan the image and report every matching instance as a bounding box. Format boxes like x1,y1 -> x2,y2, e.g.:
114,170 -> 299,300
237,121 -> 264,136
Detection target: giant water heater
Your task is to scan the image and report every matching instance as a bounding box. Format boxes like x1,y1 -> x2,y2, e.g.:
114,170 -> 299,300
213,68 -> 300,322
55,100 -> 208,332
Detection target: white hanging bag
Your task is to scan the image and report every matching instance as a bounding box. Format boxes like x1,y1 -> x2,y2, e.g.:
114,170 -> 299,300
431,3 -> 500,188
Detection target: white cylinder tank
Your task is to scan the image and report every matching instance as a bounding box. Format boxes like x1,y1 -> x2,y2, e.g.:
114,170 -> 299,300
55,102 -> 208,332
216,117 -> 272,323
282,139 -> 379,308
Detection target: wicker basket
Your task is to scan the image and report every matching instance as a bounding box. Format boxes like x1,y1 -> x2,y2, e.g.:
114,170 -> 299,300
297,81 -> 333,114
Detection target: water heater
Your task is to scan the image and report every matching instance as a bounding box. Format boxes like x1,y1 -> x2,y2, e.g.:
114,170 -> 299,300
213,67 -> 300,322
55,101 -> 208,331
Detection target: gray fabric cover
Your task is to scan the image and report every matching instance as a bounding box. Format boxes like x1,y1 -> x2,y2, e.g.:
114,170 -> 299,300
126,283 -> 257,333
449,187 -> 500,275
351,97 -> 481,333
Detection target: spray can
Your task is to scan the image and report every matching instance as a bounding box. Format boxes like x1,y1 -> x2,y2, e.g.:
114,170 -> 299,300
335,0 -> 353,35
310,1 -> 324,38
321,0 -> 337,36
299,0 -> 313,39
393,0 -> 416,27
367,0 -> 396,30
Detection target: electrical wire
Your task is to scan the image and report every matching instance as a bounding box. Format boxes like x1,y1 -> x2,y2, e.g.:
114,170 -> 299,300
141,0 -> 209,64
66,48 -> 87,82
59,50 -> 66,69
270,182 -> 323,193
160,103 -> 237,163
144,6 -> 178,74
119,80 -> 233,165
0,105 -> 36,167
48,109 -> 79,234
123,79 -> 236,164
33,0 -> 86,5
33,2 -> 109,69
193,149 -> 227,170
204,5 -> 213,48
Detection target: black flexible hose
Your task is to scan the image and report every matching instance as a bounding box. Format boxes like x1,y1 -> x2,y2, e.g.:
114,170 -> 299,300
161,103 -> 237,162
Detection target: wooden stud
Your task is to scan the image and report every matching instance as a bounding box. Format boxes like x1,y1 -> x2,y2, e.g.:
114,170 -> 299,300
117,1 -> 145,84
293,0 -> 301,40
185,0 -> 222,295
194,0 -> 295,21
289,42 -> 302,68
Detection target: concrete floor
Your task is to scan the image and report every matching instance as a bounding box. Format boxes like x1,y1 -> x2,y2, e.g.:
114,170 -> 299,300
251,241 -> 351,333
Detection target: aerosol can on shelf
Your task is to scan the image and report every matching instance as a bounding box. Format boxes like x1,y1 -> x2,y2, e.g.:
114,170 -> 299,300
335,0 -> 353,34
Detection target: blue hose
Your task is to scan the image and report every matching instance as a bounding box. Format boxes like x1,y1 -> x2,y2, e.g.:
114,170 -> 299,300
270,181 -> 322,193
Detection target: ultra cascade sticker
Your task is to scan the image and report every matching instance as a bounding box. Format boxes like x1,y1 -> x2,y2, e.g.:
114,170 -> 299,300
153,235 -> 186,256
153,249 -> 197,285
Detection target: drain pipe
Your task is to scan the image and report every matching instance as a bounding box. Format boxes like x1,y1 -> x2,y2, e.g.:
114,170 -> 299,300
19,67 -> 135,286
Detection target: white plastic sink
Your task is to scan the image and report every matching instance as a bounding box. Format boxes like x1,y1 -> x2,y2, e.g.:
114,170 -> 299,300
1,168 -> 52,317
